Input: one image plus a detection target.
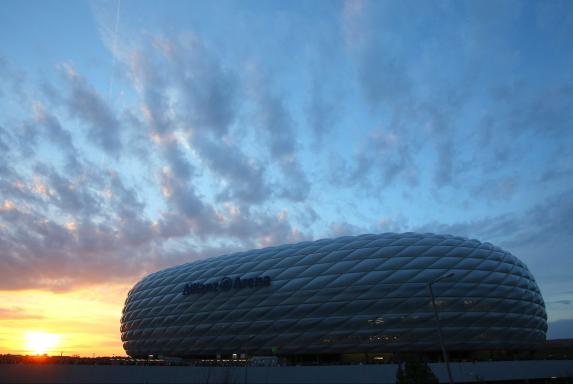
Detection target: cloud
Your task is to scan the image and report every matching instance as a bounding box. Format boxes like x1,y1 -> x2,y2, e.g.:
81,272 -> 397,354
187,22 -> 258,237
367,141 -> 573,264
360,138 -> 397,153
548,300 -> 573,306
159,169 -> 214,229
294,205 -> 320,229
342,0 -> 367,49
337,2 -> 461,191
155,202 -> 309,252
0,216 -> 137,291
413,188 -> 573,247
124,34 -> 296,206
162,140 -> 194,181
474,80 -> 573,186
376,217 -> 407,233
30,102 -> 80,171
500,81 -> 573,137
253,87 -> 296,158
62,64 -> 122,156
0,307 -> 44,320
305,73 -> 340,147
471,176 -> 520,203
330,128 -> 418,193
32,103 -> 75,153
177,51 -> 238,138
335,0 -> 573,197
95,27 -> 314,212
250,70 -> 311,202
358,50 -> 412,111
0,126 -> 17,177
328,221 -> 367,238
343,1 -> 415,111
128,34 -> 239,139
540,168 -> 573,183
128,49 -> 173,135
37,166 -> 101,216
193,135 -> 271,204
277,161 -> 309,202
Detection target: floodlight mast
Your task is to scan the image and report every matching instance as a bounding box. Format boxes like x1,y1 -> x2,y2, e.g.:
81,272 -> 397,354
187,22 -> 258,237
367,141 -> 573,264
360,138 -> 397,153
428,272 -> 455,384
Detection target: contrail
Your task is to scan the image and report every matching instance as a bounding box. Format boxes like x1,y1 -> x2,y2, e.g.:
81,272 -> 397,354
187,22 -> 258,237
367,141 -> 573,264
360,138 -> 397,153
107,0 -> 121,103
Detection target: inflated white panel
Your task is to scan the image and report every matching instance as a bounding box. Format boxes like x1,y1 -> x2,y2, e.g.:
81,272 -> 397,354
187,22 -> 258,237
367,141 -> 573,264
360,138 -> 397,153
121,233 -> 547,358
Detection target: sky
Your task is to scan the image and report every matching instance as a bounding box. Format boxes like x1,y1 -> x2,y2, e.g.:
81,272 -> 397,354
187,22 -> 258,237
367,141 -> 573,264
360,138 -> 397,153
0,0 -> 572,356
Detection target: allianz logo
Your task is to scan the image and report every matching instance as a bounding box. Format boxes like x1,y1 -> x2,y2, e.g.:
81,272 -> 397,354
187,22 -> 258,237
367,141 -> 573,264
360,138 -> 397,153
182,276 -> 271,296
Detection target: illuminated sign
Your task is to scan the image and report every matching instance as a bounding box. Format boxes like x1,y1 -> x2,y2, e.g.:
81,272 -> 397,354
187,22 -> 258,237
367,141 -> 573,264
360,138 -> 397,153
182,276 -> 271,296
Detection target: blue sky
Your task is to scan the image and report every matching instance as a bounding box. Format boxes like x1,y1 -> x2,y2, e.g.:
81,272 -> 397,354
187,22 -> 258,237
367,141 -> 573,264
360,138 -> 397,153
0,0 -> 572,337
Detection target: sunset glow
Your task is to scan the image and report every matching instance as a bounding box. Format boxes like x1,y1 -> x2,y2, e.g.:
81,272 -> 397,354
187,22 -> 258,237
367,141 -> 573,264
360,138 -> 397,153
0,288 -> 128,356
25,332 -> 61,355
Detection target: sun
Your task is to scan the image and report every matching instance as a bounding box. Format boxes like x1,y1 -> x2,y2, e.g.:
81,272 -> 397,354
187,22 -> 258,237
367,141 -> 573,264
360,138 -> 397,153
25,331 -> 61,355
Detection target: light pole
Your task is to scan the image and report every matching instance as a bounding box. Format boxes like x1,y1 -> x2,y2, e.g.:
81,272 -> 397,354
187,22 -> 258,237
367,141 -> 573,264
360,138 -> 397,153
428,272 -> 455,384
243,334 -> 255,384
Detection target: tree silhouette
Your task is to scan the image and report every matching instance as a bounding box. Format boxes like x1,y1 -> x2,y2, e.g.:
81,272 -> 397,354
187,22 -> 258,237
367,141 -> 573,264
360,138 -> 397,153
396,361 -> 439,384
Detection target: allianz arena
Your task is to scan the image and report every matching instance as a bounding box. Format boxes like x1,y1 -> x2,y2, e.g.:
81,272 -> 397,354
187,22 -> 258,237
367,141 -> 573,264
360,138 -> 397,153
120,233 -> 547,360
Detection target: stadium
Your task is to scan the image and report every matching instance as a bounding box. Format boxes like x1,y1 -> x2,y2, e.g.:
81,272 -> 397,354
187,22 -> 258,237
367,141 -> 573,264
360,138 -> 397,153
120,233 -> 547,364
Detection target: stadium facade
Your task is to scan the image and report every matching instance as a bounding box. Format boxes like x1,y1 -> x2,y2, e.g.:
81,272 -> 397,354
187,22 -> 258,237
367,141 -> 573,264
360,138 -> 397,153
120,233 -> 547,361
